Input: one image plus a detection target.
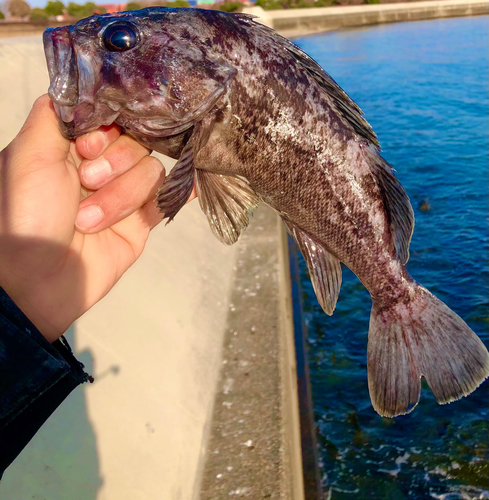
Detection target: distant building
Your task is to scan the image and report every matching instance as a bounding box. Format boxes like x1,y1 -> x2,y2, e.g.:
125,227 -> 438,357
98,4 -> 127,13
197,0 -> 252,4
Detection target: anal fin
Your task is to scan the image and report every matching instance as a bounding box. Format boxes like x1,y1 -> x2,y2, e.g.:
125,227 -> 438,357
285,222 -> 342,315
195,171 -> 260,245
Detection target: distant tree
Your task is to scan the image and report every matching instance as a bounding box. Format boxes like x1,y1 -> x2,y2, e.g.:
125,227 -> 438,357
126,1 -> 142,9
30,6 -> 48,19
8,0 -> 31,17
45,0 -> 64,16
67,2 -> 81,16
219,1 -> 241,12
84,1 -> 96,11
166,0 -> 190,6
67,1 -> 98,18
0,9 -> 4,18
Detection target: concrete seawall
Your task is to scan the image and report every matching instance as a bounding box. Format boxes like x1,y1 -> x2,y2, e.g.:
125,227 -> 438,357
243,0 -> 489,38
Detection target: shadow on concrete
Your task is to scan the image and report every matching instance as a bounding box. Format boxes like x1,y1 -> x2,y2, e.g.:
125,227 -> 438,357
0,146 -> 103,497
0,325 -> 103,500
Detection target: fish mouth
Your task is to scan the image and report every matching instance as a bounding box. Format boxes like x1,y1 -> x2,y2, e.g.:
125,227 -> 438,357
44,26 -> 79,125
44,26 -> 108,139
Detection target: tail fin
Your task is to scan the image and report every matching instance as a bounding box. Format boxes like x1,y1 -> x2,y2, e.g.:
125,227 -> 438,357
368,286 -> 489,417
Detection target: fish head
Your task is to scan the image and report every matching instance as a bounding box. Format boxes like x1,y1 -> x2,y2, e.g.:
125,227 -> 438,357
43,8 -> 237,140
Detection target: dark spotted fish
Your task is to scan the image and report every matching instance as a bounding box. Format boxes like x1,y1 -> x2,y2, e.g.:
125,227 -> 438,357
43,8 -> 489,417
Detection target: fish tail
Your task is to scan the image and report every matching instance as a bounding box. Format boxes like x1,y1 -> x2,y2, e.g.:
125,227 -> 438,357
367,285 -> 489,417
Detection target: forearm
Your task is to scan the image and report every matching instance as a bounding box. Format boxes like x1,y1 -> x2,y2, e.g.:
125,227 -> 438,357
0,287 -> 90,478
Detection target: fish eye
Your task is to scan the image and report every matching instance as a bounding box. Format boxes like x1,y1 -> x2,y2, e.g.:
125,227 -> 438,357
103,22 -> 139,52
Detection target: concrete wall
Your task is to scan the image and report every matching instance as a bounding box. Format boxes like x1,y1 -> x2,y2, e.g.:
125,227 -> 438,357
243,0 -> 489,38
0,34 -> 237,500
0,34 -> 220,500
0,21 -> 67,38
0,34 -> 303,500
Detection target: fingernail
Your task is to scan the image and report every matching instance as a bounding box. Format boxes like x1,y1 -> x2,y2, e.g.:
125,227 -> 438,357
83,159 -> 112,186
86,131 -> 107,157
76,205 -> 104,231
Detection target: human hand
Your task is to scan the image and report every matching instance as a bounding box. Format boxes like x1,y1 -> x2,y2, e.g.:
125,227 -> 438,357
0,95 -> 175,342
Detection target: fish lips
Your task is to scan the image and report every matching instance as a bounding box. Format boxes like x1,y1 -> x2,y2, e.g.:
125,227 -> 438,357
44,26 -> 79,130
44,26 -> 79,107
44,26 -> 102,139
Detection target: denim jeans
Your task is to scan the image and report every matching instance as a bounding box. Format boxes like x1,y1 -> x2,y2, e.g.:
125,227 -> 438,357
0,287 -> 89,478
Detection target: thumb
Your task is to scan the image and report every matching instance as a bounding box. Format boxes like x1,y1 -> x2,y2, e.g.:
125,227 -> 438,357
0,94 -> 78,239
12,94 -> 70,171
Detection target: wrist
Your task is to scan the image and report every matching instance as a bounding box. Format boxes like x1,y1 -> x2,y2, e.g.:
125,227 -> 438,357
0,283 -> 67,343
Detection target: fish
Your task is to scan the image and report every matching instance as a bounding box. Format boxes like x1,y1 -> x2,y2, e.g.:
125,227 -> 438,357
43,7 -> 489,417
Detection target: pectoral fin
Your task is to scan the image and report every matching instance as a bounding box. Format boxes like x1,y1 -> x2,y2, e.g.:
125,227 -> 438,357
195,171 -> 260,245
285,222 -> 342,315
156,116 -> 214,223
156,133 -> 197,223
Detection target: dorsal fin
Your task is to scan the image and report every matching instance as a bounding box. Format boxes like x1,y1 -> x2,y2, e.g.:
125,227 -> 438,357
284,43 -> 379,147
371,155 -> 414,264
242,17 -> 379,147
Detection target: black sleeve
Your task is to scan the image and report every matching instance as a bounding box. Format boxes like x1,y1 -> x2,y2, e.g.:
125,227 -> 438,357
0,287 -> 91,478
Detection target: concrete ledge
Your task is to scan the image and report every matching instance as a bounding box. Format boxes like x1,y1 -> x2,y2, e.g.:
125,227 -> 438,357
199,207 -> 305,500
0,21 -> 68,38
243,0 -> 489,37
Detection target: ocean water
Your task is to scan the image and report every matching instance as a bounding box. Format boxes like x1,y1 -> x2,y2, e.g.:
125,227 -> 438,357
293,16 -> 489,500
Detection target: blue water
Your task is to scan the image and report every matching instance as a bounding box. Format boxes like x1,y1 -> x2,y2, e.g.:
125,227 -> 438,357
294,16 -> 489,500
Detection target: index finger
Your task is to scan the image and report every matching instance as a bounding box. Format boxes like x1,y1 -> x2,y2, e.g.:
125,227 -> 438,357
75,124 -> 122,160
